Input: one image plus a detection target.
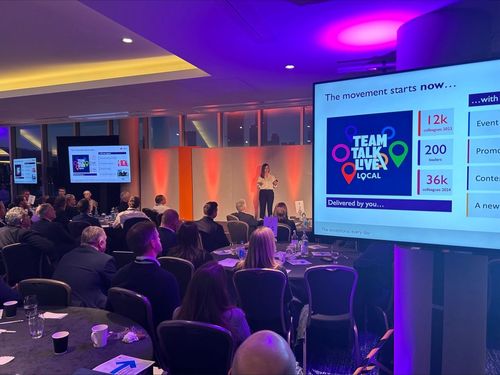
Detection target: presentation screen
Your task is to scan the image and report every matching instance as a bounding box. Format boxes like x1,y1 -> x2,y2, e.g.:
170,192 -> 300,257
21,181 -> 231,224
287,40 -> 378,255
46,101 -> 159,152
69,145 -> 131,183
13,158 -> 37,184
314,59 -> 500,250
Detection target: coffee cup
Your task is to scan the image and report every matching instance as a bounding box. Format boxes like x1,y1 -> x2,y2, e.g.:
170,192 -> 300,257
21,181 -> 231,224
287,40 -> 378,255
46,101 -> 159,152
3,301 -> 17,318
91,324 -> 109,348
52,331 -> 69,355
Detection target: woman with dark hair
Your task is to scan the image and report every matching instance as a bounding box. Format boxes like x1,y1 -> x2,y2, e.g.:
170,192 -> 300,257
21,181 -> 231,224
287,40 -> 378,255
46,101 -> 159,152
53,195 -> 70,227
273,202 -> 297,233
257,163 -> 278,218
169,221 -> 213,269
173,262 -> 250,347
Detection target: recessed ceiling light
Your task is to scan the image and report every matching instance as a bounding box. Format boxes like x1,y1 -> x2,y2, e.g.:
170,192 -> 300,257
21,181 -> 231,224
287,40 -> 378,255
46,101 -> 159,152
122,37 -> 133,44
285,64 -> 295,70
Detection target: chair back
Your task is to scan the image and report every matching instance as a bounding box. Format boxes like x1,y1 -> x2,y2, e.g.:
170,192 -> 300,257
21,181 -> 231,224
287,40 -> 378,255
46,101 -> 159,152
233,268 -> 288,337
216,221 -> 230,239
142,208 -> 159,225
19,278 -> 71,306
227,221 -> 249,244
277,223 -> 291,243
112,251 -> 135,269
156,320 -> 233,375
305,265 -> 358,318
123,217 -> 150,234
1,243 -> 42,286
158,256 -> 194,299
226,214 -> 239,221
68,221 -> 90,238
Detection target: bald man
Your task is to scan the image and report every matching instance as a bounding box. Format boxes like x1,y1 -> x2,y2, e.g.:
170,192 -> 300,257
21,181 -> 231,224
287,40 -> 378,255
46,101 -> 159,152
230,330 -> 299,375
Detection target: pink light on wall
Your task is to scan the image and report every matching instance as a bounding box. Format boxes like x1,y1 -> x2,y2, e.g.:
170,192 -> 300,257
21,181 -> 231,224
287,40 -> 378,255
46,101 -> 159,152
319,12 -> 417,51
152,150 -> 170,195
202,149 -> 222,200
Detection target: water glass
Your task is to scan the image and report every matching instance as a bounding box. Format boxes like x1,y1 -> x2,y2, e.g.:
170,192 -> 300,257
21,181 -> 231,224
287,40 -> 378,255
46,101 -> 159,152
28,313 -> 44,339
23,295 -> 38,319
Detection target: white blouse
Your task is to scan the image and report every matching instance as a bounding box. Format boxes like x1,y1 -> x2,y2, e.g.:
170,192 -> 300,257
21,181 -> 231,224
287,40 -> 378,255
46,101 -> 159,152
257,174 -> 277,190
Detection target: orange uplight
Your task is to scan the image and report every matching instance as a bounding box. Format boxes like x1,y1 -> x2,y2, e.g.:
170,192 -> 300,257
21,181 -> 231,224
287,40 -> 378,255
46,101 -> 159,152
285,145 -> 304,201
243,147 -> 265,216
152,150 -> 170,194
202,149 -> 222,200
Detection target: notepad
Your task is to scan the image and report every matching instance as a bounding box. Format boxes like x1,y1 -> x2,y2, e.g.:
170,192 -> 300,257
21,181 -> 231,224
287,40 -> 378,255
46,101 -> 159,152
309,244 -> 329,250
41,312 -> 68,319
0,356 -> 15,365
213,249 -> 233,255
287,259 -> 312,266
218,258 -> 240,268
311,251 -> 331,257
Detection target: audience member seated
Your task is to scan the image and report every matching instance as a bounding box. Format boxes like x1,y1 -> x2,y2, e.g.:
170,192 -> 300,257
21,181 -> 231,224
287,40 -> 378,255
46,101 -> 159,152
0,277 -> 19,304
152,194 -> 169,215
0,201 -> 6,227
53,226 -> 116,308
196,201 -> 229,252
57,187 -> 66,197
111,221 -> 180,327
173,262 -> 250,347
65,194 -> 79,219
169,221 -> 213,268
112,196 -> 149,229
32,203 -> 76,259
273,202 -> 297,233
0,207 -> 56,262
158,209 -> 179,256
53,196 -> 70,227
232,199 -> 260,235
72,199 -> 101,227
83,190 -> 98,215
230,330 -> 300,375
117,191 -> 131,212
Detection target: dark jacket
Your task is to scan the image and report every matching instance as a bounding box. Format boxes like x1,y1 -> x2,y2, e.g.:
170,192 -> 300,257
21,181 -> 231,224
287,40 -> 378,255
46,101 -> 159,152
232,211 -> 260,234
72,213 -> 101,227
65,206 -> 79,220
53,245 -> 116,308
111,258 -> 180,327
196,216 -> 229,252
0,225 -> 56,261
31,219 -> 76,259
0,277 -> 19,304
158,227 -> 177,257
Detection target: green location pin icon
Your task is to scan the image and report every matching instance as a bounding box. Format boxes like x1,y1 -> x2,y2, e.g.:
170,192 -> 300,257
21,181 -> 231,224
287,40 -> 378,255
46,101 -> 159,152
388,141 -> 408,168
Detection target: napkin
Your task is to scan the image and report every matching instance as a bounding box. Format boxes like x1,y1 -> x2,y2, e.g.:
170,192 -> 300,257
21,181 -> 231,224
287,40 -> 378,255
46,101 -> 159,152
41,312 -> 68,319
218,258 -> 239,268
287,258 -> 312,266
213,249 -> 233,255
0,356 -> 14,365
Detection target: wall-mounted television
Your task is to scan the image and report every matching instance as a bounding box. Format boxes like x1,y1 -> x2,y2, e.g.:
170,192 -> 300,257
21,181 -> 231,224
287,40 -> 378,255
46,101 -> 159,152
13,158 -> 37,184
314,59 -> 500,250
68,145 -> 131,183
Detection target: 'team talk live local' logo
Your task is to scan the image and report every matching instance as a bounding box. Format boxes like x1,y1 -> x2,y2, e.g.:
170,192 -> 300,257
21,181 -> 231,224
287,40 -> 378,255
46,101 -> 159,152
326,111 -> 413,196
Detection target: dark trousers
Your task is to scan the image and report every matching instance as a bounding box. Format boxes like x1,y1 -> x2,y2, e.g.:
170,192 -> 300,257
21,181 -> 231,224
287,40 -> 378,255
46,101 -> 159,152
259,189 -> 274,218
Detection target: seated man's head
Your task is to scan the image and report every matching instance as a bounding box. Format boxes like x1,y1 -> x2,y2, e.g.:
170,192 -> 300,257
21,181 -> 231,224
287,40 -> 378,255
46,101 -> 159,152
235,199 -> 247,213
81,226 -> 107,252
155,194 -> 167,206
6,207 -> 30,229
230,330 -> 297,375
36,203 -> 56,222
126,221 -> 162,257
161,209 -> 179,230
203,201 -> 218,219
77,198 -> 91,214
128,196 -> 141,209
58,188 -> 66,196
66,194 -> 76,207
83,190 -> 92,200
120,191 -> 131,203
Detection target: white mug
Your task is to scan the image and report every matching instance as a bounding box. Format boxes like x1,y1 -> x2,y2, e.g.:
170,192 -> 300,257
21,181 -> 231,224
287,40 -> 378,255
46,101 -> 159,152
91,324 -> 109,348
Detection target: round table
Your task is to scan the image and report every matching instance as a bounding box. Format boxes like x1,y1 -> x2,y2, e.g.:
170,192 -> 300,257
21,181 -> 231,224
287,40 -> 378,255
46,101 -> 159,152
213,243 -> 359,303
0,306 -> 153,374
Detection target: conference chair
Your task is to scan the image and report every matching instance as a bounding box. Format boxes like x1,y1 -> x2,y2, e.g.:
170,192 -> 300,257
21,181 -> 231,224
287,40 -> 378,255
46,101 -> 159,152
158,257 -> 194,300
277,223 -> 291,243
233,268 -> 291,342
1,243 -> 42,286
227,221 -> 249,244
216,220 -> 230,239
303,265 -> 360,372
68,221 -> 90,238
122,217 -> 150,234
19,278 -> 71,306
142,208 -> 159,225
156,320 -> 233,375
226,214 -> 239,221
112,251 -> 135,269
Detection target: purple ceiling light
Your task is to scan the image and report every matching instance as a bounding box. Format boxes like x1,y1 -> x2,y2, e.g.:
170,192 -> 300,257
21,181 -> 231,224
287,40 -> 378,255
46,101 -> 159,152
319,12 -> 417,51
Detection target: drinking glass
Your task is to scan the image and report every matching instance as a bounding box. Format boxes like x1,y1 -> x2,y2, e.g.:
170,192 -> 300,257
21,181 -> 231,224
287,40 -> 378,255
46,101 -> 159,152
23,295 -> 38,319
331,251 -> 340,264
28,313 -> 44,339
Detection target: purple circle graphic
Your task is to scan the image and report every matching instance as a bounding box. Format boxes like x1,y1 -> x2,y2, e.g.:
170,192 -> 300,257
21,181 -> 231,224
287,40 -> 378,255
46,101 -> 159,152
332,144 -> 350,162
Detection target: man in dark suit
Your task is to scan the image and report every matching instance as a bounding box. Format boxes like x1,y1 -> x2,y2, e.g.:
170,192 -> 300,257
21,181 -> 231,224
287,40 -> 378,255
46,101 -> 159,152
196,201 -> 229,252
53,226 -> 116,308
32,203 -> 76,259
72,199 -> 101,227
232,199 -> 260,235
64,194 -> 79,220
0,207 -> 56,262
158,209 -> 179,256
111,221 -> 180,327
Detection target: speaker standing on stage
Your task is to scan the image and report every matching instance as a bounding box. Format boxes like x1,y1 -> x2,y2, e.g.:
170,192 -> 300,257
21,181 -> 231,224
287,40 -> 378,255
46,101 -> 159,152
257,163 -> 278,218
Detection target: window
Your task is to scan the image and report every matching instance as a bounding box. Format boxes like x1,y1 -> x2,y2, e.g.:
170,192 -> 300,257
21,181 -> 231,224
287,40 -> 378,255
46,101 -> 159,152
185,113 -> 218,147
15,125 -> 42,197
0,127 -> 11,204
47,123 -> 74,167
80,120 -> 107,136
304,106 -> 313,144
262,107 -> 300,146
223,111 -> 258,147
149,116 -> 180,148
